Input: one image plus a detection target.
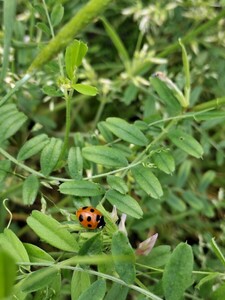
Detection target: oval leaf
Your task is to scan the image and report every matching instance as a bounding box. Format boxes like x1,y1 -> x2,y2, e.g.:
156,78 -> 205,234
65,40 -> 88,79
112,231 -> 135,284
40,137 -> 63,176
150,76 -> 181,115
0,229 -> 30,270
82,145 -> 128,167
107,175 -> 128,194
78,279 -> 106,300
27,210 -> 79,252
168,129 -> 203,158
24,243 -> 55,263
105,189 -> 143,219
22,175 -> 39,205
0,104 -> 27,143
59,180 -> 105,197
132,165 -> 163,199
71,270 -> 90,300
162,243 -> 193,300
73,83 -> 98,96
51,4 -> 64,27
152,150 -> 175,174
21,267 -> 59,293
105,117 -> 148,146
68,147 -> 83,180
17,134 -> 49,161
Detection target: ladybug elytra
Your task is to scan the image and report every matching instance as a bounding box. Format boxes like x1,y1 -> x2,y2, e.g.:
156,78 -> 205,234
76,206 -> 105,230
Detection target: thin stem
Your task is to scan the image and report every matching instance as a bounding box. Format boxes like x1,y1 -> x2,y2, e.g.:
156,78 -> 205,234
92,97 -> 107,130
42,0 -> 64,77
58,89 -> 73,162
17,261 -> 163,300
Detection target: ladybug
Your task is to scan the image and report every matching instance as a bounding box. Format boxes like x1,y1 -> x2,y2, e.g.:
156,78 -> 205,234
76,206 -> 105,230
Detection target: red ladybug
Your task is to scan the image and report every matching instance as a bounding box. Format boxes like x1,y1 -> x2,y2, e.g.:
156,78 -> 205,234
76,206 -> 105,230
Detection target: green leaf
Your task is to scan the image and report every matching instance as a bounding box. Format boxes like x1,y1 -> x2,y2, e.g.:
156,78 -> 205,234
1,0 -> 17,81
42,85 -> 63,97
211,282 -> 225,300
196,273 -> 220,290
168,129 -> 204,158
105,283 -> 129,300
210,238 -> 225,268
177,160 -> 192,188
105,189 -> 143,219
59,180 -> 105,197
112,231 -> 135,284
122,84 -> 138,105
51,4 -> 64,27
107,175 -> 128,194
152,150 -> 175,174
179,38 -> 190,105
132,165 -> 163,199
82,145 -> 128,167
138,245 -> 171,268
68,147 -> 83,180
0,104 -> 27,144
105,117 -> 148,146
65,40 -> 88,80
97,121 -> 114,142
0,159 -> 11,182
150,76 -> 181,115
27,210 -> 79,252
0,229 -> 30,270
73,84 -> 98,96
166,192 -> 187,212
162,243 -> 193,300
0,250 -> 17,299
40,137 -> 63,176
71,270 -> 91,300
78,279 -> 106,300
78,233 -> 102,256
101,17 -> 130,68
199,170 -> 216,193
182,191 -> 204,210
22,175 -> 39,205
36,22 -> 51,36
17,134 -> 49,161
21,267 -> 59,293
24,243 -> 55,263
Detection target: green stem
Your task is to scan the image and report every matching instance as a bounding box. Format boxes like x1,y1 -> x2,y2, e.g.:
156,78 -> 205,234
27,0 -> 113,72
59,90 -> 73,162
192,97 -> 225,111
42,0 -> 64,77
92,97 -> 107,130
18,261 -> 163,300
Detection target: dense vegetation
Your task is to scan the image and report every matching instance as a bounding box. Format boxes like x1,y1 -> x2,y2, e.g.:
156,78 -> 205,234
1,1 -> 225,299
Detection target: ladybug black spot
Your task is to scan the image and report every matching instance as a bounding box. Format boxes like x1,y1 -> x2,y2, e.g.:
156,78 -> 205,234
90,208 -> 95,212
82,206 -> 88,210
88,224 -> 92,228
79,215 -> 84,222
87,216 -> 91,222
97,216 -> 105,228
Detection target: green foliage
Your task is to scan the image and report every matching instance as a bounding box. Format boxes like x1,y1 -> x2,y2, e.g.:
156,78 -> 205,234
0,250 -> 16,299
162,243 -> 193,300
0,1 -> 225,299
